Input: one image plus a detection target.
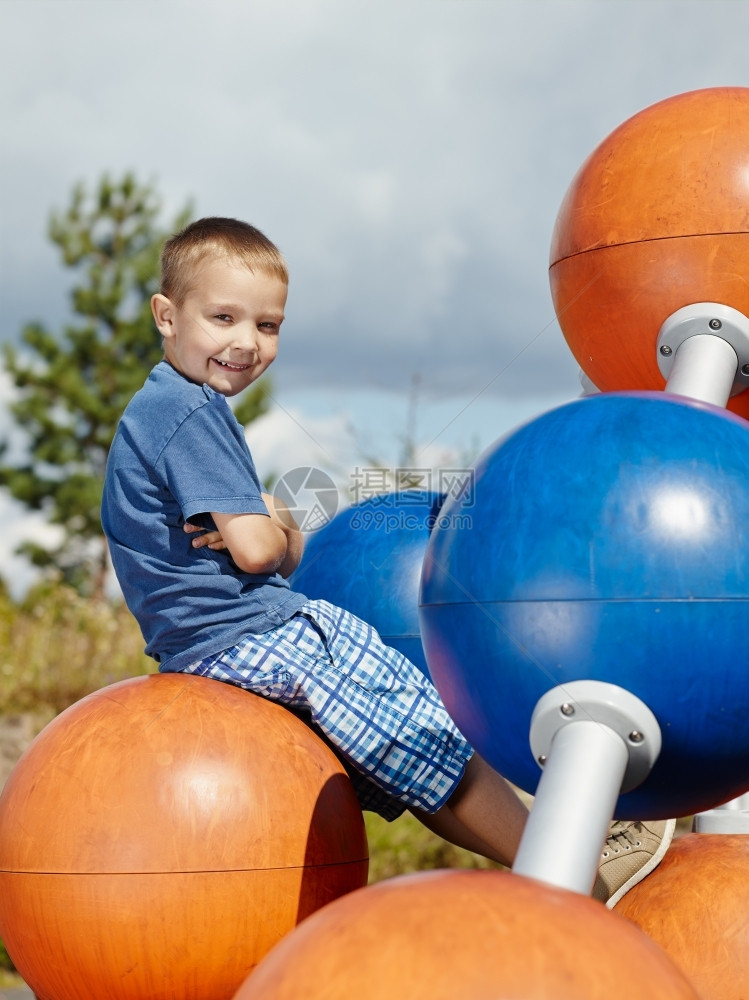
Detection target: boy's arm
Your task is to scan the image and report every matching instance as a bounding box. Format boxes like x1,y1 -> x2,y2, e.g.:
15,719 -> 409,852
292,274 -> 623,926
262,493 -> 304,578
210,494 -> 303,579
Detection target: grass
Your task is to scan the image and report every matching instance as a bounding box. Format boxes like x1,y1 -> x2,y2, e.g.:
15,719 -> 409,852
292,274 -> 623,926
0,582 -> 153,716
365,811 -> 507,883
0,969 -> 25,989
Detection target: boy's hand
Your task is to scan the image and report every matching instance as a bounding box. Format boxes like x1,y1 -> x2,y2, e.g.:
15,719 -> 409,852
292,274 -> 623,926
184,522 -> 227,551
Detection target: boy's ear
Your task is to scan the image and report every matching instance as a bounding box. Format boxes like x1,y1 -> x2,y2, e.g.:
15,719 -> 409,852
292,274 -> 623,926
151,293 -> 176,338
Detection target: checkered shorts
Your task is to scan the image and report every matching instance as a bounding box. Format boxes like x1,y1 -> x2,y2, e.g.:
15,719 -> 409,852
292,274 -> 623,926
182,599 -> 473,820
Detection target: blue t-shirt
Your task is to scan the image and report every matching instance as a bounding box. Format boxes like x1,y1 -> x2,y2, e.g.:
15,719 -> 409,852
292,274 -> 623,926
101,361 -> 307,672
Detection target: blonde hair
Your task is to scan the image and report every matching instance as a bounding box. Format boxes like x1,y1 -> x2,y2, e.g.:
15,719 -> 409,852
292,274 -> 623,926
160,217 -> 288,305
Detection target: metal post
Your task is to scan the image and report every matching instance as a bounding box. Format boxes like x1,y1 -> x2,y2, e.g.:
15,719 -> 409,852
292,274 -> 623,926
513,720 -> 627,893
664,334 -> 738,407
694,794 -> 749,834
656,302 -> 749,407
512,681 -> 662,895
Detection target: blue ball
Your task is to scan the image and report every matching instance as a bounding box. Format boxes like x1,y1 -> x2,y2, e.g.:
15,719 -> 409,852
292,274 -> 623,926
420,392 -> 749,818
292,491 -> 445,677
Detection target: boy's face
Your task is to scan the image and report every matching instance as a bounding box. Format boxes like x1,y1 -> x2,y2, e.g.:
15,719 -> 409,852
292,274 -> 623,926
151,260 -> 287,397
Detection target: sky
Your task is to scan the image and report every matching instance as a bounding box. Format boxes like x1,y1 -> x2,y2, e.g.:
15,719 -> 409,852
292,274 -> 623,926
1,0 -> 748,593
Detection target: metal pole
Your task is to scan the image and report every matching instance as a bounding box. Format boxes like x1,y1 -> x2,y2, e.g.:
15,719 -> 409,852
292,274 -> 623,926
656,302 -> 749,406
664,334 -> 738,407
513,720 -> 628,894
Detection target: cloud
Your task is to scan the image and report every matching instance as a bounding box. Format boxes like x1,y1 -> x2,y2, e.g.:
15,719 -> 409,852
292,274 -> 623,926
0,493 -> 64,599
244,390 -> 483,502
2,0 -> 748,403
244,403 -> 355,489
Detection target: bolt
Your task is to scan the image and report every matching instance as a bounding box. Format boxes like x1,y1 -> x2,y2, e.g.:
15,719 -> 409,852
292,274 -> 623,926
709,318 -> 722,330
660,344 -> 672,356
629,731 -> 644,744
560,703 -> 575,717
537,755 -> 547,766
742,363 -> 749,376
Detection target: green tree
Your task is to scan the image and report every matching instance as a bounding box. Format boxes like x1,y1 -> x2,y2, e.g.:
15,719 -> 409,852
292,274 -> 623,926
0,174 -> 271,597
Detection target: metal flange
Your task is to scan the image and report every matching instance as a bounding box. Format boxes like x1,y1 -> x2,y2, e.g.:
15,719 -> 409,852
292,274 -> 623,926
530,680 -> 662,794
657,302 -> 749,398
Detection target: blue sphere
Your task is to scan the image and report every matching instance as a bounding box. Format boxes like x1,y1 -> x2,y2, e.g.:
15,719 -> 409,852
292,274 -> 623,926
420,392 -> 749,818
292,491 -> 445,677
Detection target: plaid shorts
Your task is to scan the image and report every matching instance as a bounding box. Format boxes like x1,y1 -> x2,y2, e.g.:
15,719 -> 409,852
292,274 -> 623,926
182,599 -> 473,820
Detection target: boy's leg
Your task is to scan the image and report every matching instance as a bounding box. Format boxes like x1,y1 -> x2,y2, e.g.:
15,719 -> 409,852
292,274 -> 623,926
412,753 -> 675,907
410,752 -> 529,868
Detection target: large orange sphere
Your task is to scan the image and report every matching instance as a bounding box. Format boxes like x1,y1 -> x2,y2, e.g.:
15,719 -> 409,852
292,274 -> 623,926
616,833 -> 749,1000
234,869 -> 699,999
550,87 -> 749,419
0,674 -> 368,1000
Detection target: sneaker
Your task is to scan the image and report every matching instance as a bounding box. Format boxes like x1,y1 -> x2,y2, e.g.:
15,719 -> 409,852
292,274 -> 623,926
592,818 -> 676,908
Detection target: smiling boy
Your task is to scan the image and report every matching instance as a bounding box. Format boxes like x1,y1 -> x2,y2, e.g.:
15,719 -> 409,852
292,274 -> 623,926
101,216 -> 672,899
149,239 -> 302,578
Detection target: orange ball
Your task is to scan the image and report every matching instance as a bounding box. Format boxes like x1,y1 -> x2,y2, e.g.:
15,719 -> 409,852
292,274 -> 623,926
234,870 -> 699,999
0,674 -> 368,1000
549,86 -> 749,419
616,833 -> 749,1000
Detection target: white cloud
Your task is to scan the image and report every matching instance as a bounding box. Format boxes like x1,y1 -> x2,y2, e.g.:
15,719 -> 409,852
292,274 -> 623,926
0,493 -> 64,599
245,404 -> 354,488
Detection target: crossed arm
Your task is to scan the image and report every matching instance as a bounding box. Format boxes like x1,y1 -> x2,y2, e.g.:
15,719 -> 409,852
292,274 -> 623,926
184,493 -> 303,579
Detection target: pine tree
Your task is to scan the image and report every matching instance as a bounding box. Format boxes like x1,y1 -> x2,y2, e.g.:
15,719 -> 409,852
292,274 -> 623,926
1,174 -> 271,597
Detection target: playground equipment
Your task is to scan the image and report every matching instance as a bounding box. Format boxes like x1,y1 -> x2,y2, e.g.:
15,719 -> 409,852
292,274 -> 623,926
0,674 -> 368,1000
419,390 -> 749,888
616,834 -> 749,1000
291,491 -> 446,676
232,869 -> 699,999
420,86 -> 749,897
549,86 -> 749,417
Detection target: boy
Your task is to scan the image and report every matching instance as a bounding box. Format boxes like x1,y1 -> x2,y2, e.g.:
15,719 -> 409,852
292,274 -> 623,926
101,216 -> 672,900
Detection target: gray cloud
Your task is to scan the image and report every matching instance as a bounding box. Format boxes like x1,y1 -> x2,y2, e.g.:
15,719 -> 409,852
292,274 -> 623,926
1,0 -> 748,405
